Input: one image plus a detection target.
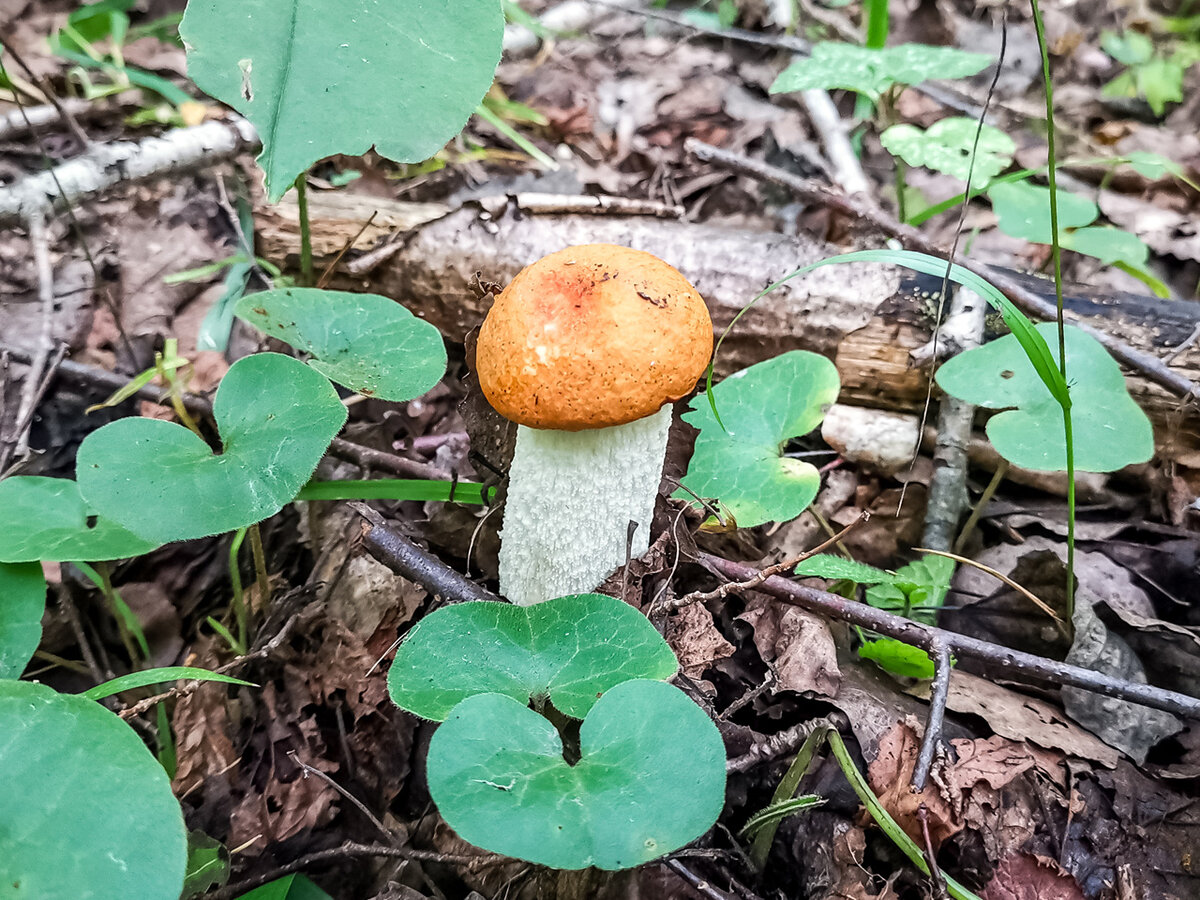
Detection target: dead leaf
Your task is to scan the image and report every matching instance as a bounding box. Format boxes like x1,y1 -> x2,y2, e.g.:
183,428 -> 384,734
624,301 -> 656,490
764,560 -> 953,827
665,602 -> 735,685
867,719 -> 959,847
940,671 -> 1118,768
738,594 -> 840,696
981,852 -> 1086,900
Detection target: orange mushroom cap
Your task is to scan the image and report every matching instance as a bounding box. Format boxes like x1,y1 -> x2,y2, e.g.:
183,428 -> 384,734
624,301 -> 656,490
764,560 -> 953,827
476,244 -> 713,431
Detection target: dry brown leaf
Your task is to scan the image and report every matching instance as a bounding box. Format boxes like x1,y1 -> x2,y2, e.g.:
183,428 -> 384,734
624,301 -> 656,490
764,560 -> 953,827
940,672 -> 1118,768
867,719 -> 959,847
665,602 -> 735,685
981,852 -> 1086,900
738,594 -> 840,697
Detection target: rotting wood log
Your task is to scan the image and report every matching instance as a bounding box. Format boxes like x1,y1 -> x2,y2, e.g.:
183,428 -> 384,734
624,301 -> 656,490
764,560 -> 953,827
256,193 -> 1200,466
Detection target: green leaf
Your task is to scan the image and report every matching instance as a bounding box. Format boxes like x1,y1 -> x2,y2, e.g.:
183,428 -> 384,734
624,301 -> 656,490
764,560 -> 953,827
388,593 -> 678,721
858,638 -> 937,678
0,680 -> 186,899
0,562 -> 45,680
0,476 -> 162,563
182,831 -> 229,899
77,353 -> 347,543
678,351 -> 840,528
988,181 -> 1098,244
81,666 -> 255,701
740,795 -> 825,839
295,478 -> 487,504
179,0 -> 505,201
234,287 -> 447,401
865,553 -> 954,623
197,259 -> 252,353
1101,30 -> 1154,66
427,680 -> 726,871
1060,225 -> 1148,267
794,554 -> 895,585
770,42 -> 992,98
936,323 -> 1153,472
880,118 -> 1015,189
1125,150 -> 1186,181
234,874 -> 333,900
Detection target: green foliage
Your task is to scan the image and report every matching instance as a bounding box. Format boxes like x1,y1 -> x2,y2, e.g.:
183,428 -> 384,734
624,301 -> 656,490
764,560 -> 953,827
77,353 -> 347,543
235,874 -> 333,900
795,554 -> 893,584
426,680 -> 727,871
936,323 -> 1154,472
180,0 -> 505,200
0,680 -> 187,899
857,639 -> 936,678
182,831 -> 229,898
1100,29 -> 1199,116
81,666 -> 255,701
866,554 -> 955,623
0,476 -> 161,563
387,593 -> 678,721
295,478 -> 488,504
0,562 -> 46,680
234,287 -> 448,401
770,42 -> 991,99
880,118 -> 1015,189
679,351 -> 841,528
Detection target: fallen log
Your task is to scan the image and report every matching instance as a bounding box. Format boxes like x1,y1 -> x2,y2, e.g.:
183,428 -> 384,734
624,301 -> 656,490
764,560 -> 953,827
256,192 -> 1200,467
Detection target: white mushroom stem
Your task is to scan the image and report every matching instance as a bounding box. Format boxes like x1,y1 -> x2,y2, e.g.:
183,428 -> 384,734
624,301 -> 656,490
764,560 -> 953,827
498,405 -> 673,606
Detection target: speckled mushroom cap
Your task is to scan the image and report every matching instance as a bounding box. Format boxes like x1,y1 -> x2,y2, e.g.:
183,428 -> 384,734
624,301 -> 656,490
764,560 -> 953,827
476,244 -> 713,431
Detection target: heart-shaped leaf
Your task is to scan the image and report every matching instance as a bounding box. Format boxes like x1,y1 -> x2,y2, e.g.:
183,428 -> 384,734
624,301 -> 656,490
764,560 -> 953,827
987,181 -> 1098,243
180,0 -> 504,200
77,353 -> 347,543
428,679 -> 727,871
935,323 -> 1153,472
0,562 -> 45,680
678,351 -> 840,528
388,593 -> 678,721
771,42 -> 991,98
880,118 -> 1015,189
0,680 -> 187,899
0,476 -> 161,562
235,288 -> 447,401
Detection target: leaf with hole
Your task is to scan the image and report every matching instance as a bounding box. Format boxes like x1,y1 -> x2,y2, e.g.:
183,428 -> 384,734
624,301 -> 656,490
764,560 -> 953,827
0,562 -> 45,680
936,323 -> 1153,472
388,593 -> 677,721
180,0 -> 504,200
77,353 -> 347,543
770,42 -> 992,98
428,680 -> 726,870
678,351 -> 840,528
235,287 -> 447,401
0,679 -> 186,899
0,476 -> 161,563
880,118 -> 1015,189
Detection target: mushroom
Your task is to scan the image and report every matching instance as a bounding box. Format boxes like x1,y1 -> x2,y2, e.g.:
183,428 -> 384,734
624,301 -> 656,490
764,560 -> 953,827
475,244 -> 713,606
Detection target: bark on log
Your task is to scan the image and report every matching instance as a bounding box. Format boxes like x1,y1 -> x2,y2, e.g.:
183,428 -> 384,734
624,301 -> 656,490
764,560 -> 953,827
255,193 -> 1200,466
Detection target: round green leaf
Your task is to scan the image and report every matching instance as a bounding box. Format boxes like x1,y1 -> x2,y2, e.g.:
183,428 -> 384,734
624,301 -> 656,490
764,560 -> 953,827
180,0 -> 504,201
677,351 -> 840,528
987,181 -> 1098,244
0,562 -> 45,680
880,118 -> 1015,189
388,593 -> 678,721
771,42 -> 992,98
428,679 -> 727,871
935,323 -> 1153,472
0,680 -> 187,899
234,288 -> 447,401
0,477 -> 161,563
77,353 -> 347,543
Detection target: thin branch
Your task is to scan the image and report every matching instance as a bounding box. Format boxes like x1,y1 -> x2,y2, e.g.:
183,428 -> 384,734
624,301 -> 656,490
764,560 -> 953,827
664,859 -> 740,900
697,552 -> 1200,720
349,502 -> 500,604
684,138 -> 1200,402
4,211 -> 56,465
912,637 -> 951,791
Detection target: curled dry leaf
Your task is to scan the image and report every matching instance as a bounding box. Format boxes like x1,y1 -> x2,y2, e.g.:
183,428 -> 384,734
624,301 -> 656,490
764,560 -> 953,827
737,594 -> 840,697
665,602 -> 735,688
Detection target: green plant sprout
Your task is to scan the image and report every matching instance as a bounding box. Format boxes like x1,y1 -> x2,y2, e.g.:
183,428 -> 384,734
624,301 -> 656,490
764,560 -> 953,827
1100,28 -> 1200,116
387,594 -> 726,870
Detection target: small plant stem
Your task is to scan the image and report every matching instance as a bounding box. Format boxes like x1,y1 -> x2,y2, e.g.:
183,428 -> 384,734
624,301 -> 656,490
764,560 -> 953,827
228,527 -> 249,653
1028,0 -> 1075,616
248,523 -> 271,609
952,460 -> 1008,554
864,0 -> 889,47
294,173 -> 314,286
81,560 -> 146,665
